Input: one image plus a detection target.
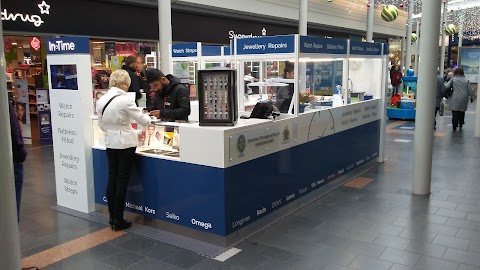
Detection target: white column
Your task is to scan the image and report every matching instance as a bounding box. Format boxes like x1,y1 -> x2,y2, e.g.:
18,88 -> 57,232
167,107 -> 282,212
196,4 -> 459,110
414,22 -> 421,75
366,0 -> 375,42
405,0 -> 414,70
439,1 -> 447,74
0,0 -> 22,266
475,57 -> 480,137
412,0 -> 442,195
159,0 -> 173,74
457,22 -> 464,64
299,0 -> 308,35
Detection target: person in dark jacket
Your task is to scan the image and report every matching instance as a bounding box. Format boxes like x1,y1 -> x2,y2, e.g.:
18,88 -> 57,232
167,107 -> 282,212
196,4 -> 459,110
390,66 -> 403,94
146,69 -> 191,121
9,100 -> 27,221
123,56 -> 142,104
435,75 -> 445,129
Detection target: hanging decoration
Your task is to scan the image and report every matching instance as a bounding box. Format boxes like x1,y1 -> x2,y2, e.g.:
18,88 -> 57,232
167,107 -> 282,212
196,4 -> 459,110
411,33 -> 418,42
444,24 -> 457,35
381,5 -> 399,22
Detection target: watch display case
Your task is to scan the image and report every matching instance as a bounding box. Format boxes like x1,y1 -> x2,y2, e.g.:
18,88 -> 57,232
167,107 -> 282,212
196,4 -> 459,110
198,69 -> 238,126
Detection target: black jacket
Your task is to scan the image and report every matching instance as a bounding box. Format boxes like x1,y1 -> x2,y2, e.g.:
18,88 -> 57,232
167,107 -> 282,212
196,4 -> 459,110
123,66 -> 142,101
9,101 -> 27,163
148,74 -> 191,121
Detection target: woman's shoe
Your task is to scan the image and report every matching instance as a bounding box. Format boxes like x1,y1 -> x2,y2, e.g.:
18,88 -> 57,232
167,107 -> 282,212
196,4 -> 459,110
112,219 -> 132,231
109,216 -> 114,230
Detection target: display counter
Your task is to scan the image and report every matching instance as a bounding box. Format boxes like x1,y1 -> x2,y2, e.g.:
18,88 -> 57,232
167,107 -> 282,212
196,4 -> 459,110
92,98 -> 381,244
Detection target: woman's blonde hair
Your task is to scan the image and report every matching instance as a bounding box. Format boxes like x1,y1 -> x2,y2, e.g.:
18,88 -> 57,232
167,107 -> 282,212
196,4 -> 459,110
109,69 -> 131,90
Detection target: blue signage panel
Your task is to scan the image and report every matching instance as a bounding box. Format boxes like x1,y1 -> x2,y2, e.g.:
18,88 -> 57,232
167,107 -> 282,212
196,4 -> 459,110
172,43 -> 198,57
223,46 -> 231,56
300,36 -> 348,54
202,45 -> 222,56
383,43 -> 389,55
236,35 -> 295,55
350,40 -> 382,55
47,37 -> 90,54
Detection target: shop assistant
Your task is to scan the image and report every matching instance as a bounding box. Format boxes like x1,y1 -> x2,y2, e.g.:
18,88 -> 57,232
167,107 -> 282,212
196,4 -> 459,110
146,69 -> 191,121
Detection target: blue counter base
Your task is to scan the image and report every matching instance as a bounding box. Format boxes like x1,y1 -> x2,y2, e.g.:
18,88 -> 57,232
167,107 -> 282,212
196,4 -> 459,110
387,107 -> 416,120
93,120 -> 380,239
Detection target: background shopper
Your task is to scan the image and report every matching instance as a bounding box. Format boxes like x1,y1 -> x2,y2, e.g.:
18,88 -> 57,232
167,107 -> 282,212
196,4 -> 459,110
123,56 -> 142,104
390,66 -> 403,94
96,69 -> 152,231
146,69 -> 191,121
444,68 -> 475,131
435,75 -> 445,129
276,65 -> 295,112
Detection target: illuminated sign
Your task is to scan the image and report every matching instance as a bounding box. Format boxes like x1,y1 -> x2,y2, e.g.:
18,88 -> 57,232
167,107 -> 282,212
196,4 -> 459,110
31,37 -> 41,51
1,1 -> 50,27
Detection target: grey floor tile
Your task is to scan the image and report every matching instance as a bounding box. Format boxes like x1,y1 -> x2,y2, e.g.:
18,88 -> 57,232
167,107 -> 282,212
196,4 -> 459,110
322,263 -> 356,270
101,250 -> 145,269
457,204 -> 480,215
443,248 -> 480,267
373,234 -> 412,250
287,254 -> 330,270
445,218 -> 480,231
312,247 -> 358,267
436,208 -> 469,220
413,256 -> 459,270
468,240 -> 480,253
378,248 -> 421,267
21,242 -> 55,258
467,213 -> 480,222
456,229 -> 480,242
430,200 -> 458,210
115,235 -> 156,253
138,241 -> 183,261
348,255 -> 393,270
346,240 -> 387,258
255,259 -> 294,270
447,196 -> 480,206
390,264 -> 413,270
189,259 -> 248,270
458,264 -> 480,270
432,235 -> 470,250
398,230 -> 437,243
406,242 -> 447,259
368,224 -> 405,237
163,250 -> 205,269
259,245 -> 297,262
124,258 -> 181,270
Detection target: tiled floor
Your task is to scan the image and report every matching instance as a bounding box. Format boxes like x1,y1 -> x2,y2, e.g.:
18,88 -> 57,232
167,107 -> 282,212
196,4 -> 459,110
16,105 -> 480,270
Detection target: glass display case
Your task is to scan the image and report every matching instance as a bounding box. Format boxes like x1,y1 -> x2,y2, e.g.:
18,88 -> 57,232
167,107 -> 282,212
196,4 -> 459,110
92,118 -> 181,160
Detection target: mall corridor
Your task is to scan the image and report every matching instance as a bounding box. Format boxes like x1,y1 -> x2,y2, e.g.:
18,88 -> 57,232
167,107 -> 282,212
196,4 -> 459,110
15,105 -> 480,270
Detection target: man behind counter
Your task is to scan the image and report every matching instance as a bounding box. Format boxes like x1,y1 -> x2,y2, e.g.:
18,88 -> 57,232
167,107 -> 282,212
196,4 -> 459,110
146,69 -> 191,121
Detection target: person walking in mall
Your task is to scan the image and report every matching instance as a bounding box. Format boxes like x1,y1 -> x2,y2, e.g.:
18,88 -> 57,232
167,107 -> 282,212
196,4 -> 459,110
97,69 -> 152,231
9,100 -> 39,270
444,68 -> 475,131
123,56 -> 143,105
390,65 -> 403,95
435,75 -> 445,129
146,69 -> 191,121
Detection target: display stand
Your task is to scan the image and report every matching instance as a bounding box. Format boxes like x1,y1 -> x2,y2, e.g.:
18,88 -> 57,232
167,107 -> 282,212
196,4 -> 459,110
47,37 -> 95,213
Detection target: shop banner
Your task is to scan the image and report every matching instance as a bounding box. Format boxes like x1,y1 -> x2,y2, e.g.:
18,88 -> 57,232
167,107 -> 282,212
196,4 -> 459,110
15,79 -> 32,144
460,48 -> 480,83
172,43 -> 198,58
36,89 -> 53,145
202,45 -> 222,56
350,40 -> 382,56
236,35 -> 295,55
47,36 -> 90,55
300,36 -> 347,55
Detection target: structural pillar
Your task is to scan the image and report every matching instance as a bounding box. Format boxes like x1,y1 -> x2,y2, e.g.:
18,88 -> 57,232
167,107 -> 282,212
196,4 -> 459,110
414,22 -> 421,75
439,1 -> 447,74
475,57 -> 480,138
412,0 -> 442,195
366,0 -> 375,42
298,0 -> 308,112
159,0 -> 173,74
457,19 -> 464,64
405,0 -> 414,70
0,0 -> 22,268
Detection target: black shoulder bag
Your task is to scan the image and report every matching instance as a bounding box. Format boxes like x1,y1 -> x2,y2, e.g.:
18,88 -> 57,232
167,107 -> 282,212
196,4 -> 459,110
443,81 -> 453,99
101,94 -> 121,116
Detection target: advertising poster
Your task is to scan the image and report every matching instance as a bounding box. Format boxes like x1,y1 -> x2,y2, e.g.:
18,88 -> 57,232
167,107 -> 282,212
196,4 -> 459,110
109,56 -> 125,71
15,79 -> 32,144
460,48 -> 480,83
50,65 -> 79,90
37,89 -> 53,145
173,61 -> 190,84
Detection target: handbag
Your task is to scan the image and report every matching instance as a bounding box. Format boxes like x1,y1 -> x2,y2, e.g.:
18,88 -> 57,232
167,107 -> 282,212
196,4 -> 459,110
443,81 -> 453,99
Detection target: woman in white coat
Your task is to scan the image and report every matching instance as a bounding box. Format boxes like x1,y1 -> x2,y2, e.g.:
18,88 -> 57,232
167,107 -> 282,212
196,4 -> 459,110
97,69 -> 152,231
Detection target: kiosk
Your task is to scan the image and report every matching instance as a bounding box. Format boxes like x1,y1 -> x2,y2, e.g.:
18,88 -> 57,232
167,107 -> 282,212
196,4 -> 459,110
50,35 -> 388,247
387,69 -> 417,120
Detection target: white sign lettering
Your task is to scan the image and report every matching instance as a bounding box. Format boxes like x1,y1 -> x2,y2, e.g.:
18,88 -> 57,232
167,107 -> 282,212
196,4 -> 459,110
229,28 -> 267,39
1,1 -> 50,27
49,41 -> 76,52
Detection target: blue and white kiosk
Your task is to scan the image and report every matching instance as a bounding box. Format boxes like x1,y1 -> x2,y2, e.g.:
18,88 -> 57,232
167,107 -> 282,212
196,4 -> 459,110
50,35 -> 388,247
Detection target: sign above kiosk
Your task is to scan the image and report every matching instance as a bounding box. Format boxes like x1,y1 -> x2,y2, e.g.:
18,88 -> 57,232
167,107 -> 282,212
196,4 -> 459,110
349,40 -> 382,56
236,35 -> 295,55
300,36 -> 347,54
47,36 -> 90,54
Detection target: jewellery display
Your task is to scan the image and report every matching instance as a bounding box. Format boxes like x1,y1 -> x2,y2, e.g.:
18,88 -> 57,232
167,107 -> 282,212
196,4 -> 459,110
198,69 -> 238,126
